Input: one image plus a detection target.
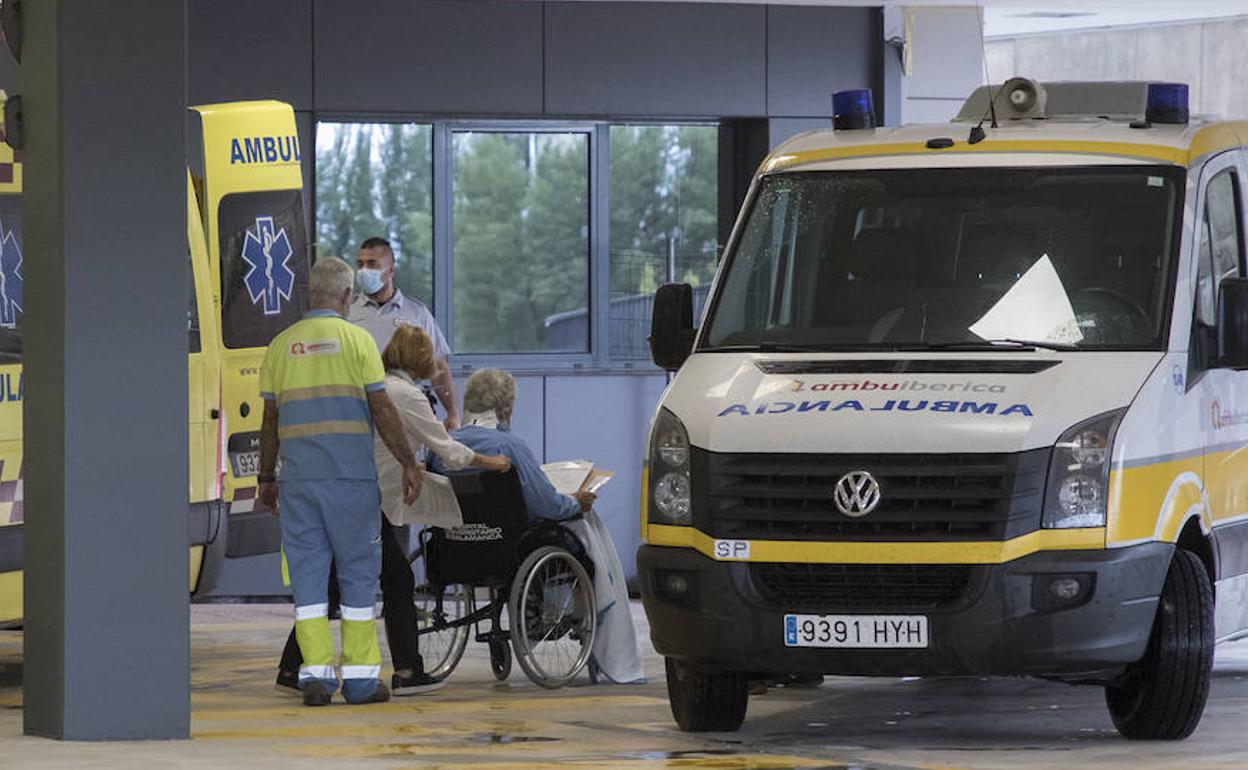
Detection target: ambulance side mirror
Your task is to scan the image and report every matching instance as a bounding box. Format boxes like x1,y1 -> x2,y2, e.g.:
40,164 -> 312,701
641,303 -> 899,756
1217,277 -> 1248,369
650,283 -> 696,371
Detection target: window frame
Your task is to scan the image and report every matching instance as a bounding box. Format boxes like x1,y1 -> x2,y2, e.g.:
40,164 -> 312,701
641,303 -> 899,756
311,118 -> 437,312
312,115 -> 722,374
605,121 -> 722,366
443,120 -> 600,371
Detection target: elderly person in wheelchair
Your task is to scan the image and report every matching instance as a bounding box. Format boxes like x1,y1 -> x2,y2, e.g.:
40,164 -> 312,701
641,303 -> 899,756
425,369 -> 645,686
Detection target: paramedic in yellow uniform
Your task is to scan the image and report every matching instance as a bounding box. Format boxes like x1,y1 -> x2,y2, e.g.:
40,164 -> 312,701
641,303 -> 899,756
257,256 -> 421,706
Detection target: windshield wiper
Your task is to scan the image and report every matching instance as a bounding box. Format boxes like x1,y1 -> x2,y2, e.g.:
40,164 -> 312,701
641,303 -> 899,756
699,342 -> 834,353
920,338 -> 1080,352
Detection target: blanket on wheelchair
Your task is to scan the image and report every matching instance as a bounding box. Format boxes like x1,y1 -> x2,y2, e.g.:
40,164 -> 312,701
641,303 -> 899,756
567,509 -> 646,684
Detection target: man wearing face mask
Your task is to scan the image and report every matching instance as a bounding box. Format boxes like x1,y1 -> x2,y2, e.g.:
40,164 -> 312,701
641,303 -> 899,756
349,237 -> 460,430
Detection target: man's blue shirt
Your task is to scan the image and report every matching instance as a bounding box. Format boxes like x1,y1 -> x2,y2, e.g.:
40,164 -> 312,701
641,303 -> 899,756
431,425 -> 580,521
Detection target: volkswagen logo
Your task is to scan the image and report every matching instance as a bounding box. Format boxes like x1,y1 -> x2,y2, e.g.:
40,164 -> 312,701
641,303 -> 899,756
834,471 -> 881,517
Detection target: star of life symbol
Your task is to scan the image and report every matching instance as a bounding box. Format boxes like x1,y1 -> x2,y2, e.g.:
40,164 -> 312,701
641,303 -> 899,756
0,217 -> 22,329
833,471 -> 881,518
240,216 -> 295,316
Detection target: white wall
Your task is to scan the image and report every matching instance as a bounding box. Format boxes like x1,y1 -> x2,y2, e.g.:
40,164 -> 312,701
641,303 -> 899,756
893,5 -> 985,124
986,15 -> 1248,119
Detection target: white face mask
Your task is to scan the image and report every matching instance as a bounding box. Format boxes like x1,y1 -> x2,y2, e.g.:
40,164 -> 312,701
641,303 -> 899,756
357,267 -> 385,295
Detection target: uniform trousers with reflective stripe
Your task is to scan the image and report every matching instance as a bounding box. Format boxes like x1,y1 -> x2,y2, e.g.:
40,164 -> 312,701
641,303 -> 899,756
280,478 -> 383,703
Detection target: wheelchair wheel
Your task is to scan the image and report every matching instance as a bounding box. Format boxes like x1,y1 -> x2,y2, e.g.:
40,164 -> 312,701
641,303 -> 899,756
413,582 -> 471,682
490,638 -> 513,681
509,546 -> 596,689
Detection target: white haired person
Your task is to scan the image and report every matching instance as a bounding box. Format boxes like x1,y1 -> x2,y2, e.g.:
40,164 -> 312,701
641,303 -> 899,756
258,256 -> 421,706
275,324 -> 509,697
430,369 -> 645,684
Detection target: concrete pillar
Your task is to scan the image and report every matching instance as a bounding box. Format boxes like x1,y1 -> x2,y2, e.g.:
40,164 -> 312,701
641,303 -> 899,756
22,0 -> 189,739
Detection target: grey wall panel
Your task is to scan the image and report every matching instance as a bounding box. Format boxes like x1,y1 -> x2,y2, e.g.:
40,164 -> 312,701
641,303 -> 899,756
769,117 -> 830,149
545,2 -> 766,117
544,374 -> 668,583
188,0 -> 312,110
204,553 -> 291,599
767,6 -> 879,118
510,375 -> 547,461
313,0 -> 544,115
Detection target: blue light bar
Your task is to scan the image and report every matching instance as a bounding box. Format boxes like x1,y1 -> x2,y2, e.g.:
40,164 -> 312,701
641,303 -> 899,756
832,89 -> 876,131
1145,82 -> 1189,125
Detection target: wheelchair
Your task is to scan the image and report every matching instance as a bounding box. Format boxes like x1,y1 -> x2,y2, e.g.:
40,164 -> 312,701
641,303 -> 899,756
409,468 -> 598,688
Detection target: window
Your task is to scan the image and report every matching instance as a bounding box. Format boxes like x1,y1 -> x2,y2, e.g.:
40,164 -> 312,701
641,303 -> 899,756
705,166 -> 1183,351
219,190 -> 311,349
1197,169 -> 1244,326
316,122 -> 434,308
0,194 -> 20,364
451,131 -> 589,354
608,125 -> 718,359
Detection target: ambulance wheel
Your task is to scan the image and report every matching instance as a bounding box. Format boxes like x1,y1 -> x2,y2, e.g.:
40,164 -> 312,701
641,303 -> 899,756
665,658 -> 748,733
1105,549 -> 1213,740
490,638 -> 512,681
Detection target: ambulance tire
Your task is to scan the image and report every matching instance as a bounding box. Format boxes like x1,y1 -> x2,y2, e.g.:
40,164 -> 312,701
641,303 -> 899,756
665,658 -> 748,733
1105,549 -> 1213,740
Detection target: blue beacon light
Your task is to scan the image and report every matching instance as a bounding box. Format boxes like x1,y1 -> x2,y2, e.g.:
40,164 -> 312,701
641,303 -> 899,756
1145,83 -> 1189,125
832,89 -> 876,131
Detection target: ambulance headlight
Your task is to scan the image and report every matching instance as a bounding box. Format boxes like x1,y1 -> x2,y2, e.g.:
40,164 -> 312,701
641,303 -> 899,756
649,408 -> 692,526
1043,410 -> 1124,529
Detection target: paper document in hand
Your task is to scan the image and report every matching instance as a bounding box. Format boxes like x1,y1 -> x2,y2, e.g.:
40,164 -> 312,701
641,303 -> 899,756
582,467 -> 614,493
541,460 -> 594,495
540,460 -> 615,494
390,471 -> 464,529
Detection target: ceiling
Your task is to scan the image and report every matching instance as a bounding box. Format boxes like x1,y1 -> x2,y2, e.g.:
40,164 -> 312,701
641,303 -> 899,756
947,0 -> 1248,37
551,1 -> 1248,37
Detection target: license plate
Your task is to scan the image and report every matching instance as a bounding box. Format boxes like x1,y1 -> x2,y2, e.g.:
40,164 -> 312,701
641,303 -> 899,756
230,451 -> 260,478
784,614 -> 928,648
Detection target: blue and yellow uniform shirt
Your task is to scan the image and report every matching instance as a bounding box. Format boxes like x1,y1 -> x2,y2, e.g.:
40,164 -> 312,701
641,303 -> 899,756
259,310 -> 386,481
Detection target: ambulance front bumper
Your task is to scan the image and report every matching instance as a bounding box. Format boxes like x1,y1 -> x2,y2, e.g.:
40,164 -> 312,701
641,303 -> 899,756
638,541 -> 1173,681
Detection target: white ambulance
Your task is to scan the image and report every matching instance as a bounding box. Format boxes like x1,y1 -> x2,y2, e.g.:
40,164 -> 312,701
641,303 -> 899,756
639,79 -> 1248,740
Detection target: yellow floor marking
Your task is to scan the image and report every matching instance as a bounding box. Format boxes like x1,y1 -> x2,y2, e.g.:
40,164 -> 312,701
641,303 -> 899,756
283,744 -> 844,767
194,716 -> 547,741
192,693 -> 668,723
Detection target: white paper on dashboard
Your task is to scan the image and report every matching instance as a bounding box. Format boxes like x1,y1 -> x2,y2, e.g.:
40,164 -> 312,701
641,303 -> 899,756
388,471 -> 463,529
541,460 -> 594,495
968,254 -> 1084,344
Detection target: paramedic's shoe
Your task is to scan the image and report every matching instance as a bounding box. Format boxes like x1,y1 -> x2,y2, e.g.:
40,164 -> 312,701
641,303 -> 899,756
392,671 -> 445,696
301,681 -> 333,707
274,670 -> 300,697
347,682 -> 391,704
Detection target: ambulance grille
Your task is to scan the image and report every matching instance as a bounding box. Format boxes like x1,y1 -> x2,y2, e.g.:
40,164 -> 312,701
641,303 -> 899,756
751,563 -> 974,611
693,448 -> 1048,541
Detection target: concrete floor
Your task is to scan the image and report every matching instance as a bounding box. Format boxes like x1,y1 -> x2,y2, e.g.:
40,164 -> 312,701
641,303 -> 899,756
2,604 -> 1248,769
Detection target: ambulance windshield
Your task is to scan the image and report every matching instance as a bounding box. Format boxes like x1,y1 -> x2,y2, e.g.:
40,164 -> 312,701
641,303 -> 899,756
703,166 -> 1183,352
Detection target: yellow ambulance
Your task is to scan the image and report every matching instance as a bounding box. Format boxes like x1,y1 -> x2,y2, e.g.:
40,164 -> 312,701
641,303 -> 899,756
0,98 -> 311,623
642,79 -> 1248,740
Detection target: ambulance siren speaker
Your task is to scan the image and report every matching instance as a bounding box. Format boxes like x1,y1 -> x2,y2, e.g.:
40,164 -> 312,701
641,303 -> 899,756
999,77 -> 1047,119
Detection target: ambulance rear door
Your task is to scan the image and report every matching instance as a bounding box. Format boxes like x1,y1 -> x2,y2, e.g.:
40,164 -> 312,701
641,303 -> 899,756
191,101 -> 309,559
0,91 -> 23,622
